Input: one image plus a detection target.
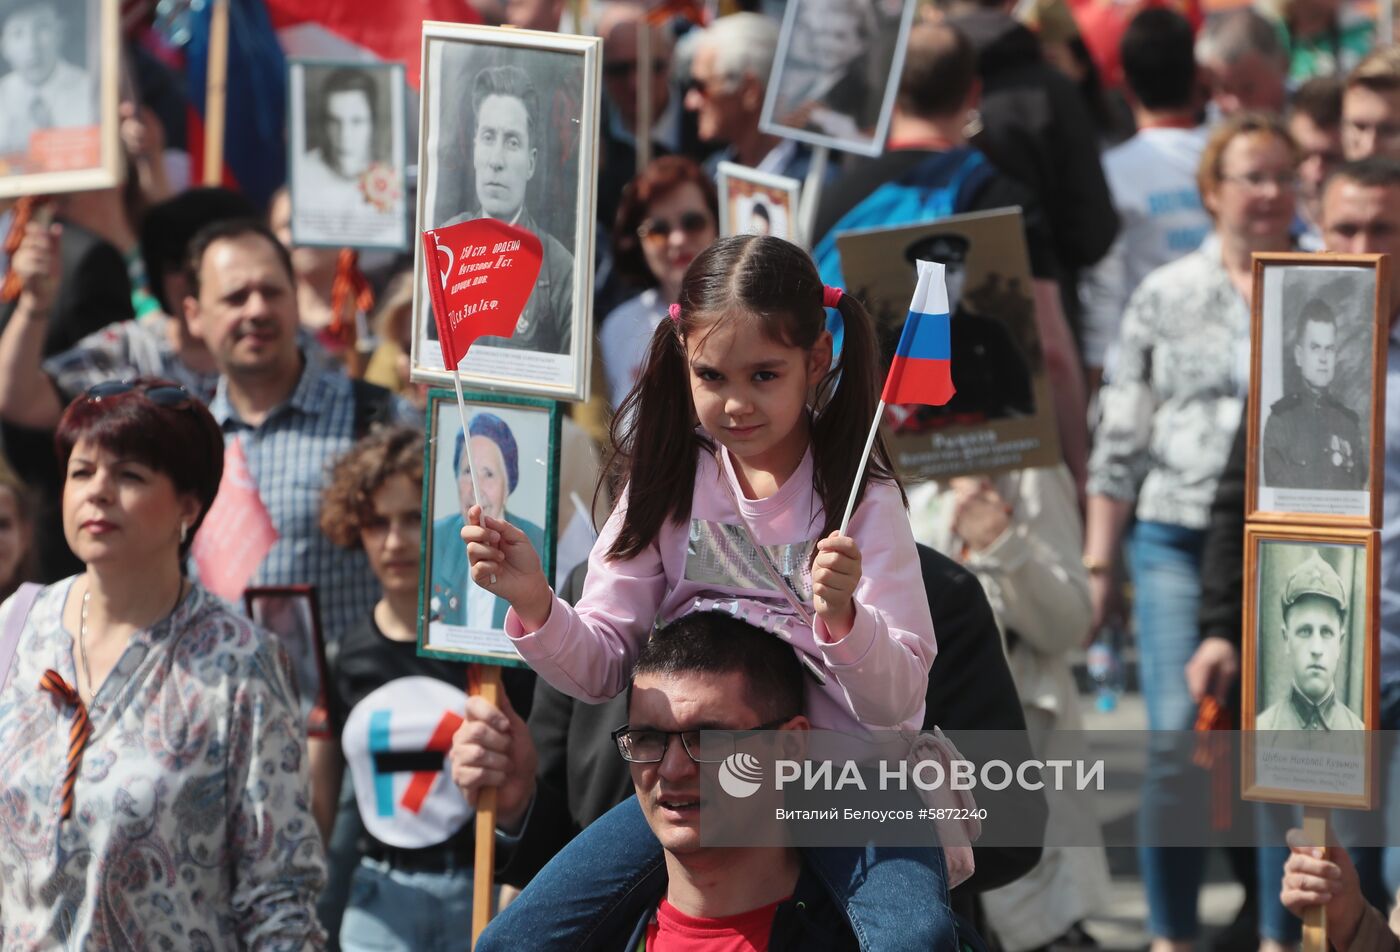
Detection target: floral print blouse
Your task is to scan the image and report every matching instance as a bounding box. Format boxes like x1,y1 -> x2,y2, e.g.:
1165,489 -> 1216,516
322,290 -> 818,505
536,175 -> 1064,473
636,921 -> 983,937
0,578 -> 326,951
1087,234 -> 1253,529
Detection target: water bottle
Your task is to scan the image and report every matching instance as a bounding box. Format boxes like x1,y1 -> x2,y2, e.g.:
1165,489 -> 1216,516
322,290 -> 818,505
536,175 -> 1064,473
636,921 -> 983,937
1086,628 -> 1124,713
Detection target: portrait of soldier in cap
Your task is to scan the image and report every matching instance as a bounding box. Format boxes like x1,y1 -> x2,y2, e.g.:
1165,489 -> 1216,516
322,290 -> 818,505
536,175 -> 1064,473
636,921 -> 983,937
883,232 -> 1036,434
1257,549 -> 1365,732
1261,299 -> 1367,492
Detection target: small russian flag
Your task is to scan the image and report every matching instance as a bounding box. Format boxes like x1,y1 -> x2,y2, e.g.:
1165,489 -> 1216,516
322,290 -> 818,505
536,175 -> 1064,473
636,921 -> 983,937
881,260 -> 956,407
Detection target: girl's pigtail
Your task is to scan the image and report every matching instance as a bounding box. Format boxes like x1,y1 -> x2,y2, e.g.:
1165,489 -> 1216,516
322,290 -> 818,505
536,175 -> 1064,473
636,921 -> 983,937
812,293 -> 903,542
602,315 -> 704,561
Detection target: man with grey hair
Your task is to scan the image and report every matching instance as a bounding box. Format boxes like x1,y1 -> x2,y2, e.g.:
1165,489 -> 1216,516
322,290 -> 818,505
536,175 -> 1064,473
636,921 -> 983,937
685,11 -> 821,182
1196,8 -> 1289,117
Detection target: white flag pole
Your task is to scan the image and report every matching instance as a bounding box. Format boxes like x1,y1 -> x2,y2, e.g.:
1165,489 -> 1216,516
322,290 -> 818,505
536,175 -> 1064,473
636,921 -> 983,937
835,261 -> 948,536
837,399 -> 886,536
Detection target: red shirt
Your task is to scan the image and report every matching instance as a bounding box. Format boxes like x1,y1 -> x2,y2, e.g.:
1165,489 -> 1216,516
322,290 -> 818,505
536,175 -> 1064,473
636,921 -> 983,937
644,897 -> 788,952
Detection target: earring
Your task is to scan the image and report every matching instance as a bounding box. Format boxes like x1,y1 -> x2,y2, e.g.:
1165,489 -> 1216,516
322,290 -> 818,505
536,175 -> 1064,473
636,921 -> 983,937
180,522 -> 190,545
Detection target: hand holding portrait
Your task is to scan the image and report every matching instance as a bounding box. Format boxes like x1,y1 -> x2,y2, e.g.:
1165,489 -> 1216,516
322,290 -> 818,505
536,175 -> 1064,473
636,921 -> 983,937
12,220 -> 60,314
449,691 -> 537,831
1280,827 -> 1367,948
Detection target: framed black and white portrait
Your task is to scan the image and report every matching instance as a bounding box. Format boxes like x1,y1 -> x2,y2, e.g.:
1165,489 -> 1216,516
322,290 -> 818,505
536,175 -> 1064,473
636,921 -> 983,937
760,0 -> 914,157
1248,253 -> 1389,528
0,0 -> 119,198
244,585 -> 334,738
836,207 -> 1062,480
287,59 -> 408,250
717,161 -> 802,243
410,23 -> 600,402
1242,526 -> 1378,809
418,389 -> 559,668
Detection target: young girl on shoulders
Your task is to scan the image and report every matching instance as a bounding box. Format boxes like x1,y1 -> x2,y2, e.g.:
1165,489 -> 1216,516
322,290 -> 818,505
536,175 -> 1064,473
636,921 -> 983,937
463,234 -> 936,736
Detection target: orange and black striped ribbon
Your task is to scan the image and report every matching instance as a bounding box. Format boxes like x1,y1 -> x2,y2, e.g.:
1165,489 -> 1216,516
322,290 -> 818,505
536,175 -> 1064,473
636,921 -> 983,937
1192,695 -> 1234,832
39,669 -> 91,821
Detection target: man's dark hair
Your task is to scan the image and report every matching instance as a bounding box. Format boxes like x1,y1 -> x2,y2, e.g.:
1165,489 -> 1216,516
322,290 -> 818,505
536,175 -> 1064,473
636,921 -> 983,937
1120,8 -> 1196,111
632,612 -> 805,723
140,188 -> 257,314
1290,76 -> 1344,130
1324,155 -> 1400,193
320,67 -> 379,123
471,65 -> 538,147
896,23 -> 976,120
1295,298 -> 1338,343
184,218 -> 296,301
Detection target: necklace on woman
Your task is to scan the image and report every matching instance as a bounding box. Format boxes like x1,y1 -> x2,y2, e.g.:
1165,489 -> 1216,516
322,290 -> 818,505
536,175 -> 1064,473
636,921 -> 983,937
78,588 -> 95,702
78,579 -> 187,704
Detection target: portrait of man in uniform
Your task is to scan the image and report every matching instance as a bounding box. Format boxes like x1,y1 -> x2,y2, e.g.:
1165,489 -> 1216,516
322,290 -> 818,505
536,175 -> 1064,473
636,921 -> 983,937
0,0 -> 95,159
1256,549 -> 1365,733
440,64 -> 574,356
882,232 -> 1035,434
1261,299 -> 1367,492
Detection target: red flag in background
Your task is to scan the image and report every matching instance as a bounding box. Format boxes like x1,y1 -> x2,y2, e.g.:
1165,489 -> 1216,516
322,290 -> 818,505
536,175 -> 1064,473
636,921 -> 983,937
422,218 -> 544,371
265,0 -> 479,89
192,437 -> 279,601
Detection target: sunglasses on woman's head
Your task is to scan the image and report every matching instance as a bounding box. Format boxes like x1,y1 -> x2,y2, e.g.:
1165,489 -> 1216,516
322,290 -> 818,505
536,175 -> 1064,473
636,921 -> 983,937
83,380 -> 196,410
636,211 -> 711,247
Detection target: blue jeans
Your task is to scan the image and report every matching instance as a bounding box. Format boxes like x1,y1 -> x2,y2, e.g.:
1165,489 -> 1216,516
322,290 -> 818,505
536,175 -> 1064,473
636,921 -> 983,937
476,795 -> 958,951
1131,522 -> 1299,942
340,857 -> 475,952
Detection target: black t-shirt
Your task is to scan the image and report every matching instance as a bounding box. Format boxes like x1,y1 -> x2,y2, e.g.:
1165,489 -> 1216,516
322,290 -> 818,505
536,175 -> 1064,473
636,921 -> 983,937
331,614 -> 535,857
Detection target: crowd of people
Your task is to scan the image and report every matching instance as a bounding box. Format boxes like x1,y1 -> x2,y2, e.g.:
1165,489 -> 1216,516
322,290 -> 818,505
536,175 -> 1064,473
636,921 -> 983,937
2,0 -> 1400,949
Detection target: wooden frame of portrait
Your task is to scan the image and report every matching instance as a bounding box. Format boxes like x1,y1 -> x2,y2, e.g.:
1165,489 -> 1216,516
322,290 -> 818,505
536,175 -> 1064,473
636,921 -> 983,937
243,584 -> 335,738
758,0 -> 916,157
0,0 -> 121,198
716,161 -> 803,244
408,22 -> 601,403
1241,524 -> 1378,809
1246,253 -> 1389,529
417,388 -> 560,668
285,57 -> 409,251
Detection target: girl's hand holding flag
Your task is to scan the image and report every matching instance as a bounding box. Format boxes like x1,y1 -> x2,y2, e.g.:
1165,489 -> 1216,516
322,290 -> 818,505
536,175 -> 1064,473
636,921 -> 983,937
812,532 -> 863,639
461,508 -> 554,630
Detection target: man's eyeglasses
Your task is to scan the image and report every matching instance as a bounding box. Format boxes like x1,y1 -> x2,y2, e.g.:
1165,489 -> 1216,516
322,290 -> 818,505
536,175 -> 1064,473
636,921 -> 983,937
684,74 -> 734,99
612,719 -> 792,764
636,211 -> 712,248
83,380 -> 196,410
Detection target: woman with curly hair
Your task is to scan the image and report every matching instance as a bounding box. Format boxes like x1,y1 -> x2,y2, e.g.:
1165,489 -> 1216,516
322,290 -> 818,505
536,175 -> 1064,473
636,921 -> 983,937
314,425 -> 532,952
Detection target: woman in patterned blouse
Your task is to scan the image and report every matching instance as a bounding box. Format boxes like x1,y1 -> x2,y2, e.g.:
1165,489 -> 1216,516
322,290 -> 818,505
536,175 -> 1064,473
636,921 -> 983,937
1084,115 -> 1299,952
0,378 -> 326,950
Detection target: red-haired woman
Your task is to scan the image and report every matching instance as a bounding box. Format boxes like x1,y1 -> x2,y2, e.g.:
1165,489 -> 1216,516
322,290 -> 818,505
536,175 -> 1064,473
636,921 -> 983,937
0,379 -> 325,948
600,156 -> 719,410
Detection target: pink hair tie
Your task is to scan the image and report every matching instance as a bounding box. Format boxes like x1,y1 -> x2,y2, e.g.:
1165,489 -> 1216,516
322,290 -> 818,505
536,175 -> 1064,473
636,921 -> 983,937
668,303 -> 682,323
822,285 -> 844,308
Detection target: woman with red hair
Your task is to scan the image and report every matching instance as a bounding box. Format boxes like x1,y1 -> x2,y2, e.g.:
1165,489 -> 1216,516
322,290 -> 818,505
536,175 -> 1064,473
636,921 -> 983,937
599,156 -> 719,411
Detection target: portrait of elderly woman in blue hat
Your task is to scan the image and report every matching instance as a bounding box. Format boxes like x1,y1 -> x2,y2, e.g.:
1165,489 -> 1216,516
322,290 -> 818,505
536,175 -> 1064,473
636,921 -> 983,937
431,413 -> 546,628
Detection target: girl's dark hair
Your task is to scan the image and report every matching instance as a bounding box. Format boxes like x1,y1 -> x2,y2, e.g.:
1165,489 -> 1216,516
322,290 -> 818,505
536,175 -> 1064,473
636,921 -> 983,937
54,378 -> 225,560
605,235 -> 900,561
